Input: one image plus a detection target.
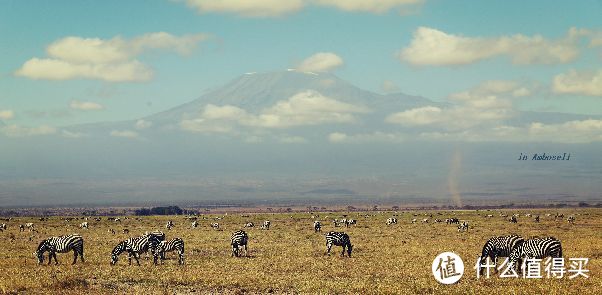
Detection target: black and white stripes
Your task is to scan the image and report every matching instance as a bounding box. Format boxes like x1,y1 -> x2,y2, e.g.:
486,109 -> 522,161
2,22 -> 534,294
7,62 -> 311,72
34,234 -> 84,265
111,233 -> 161,265
154,238 -> 185,265
508,237 -> 562,268
325,231 -> 352,257
479,235 -> 524,273
231,230 -> 249,257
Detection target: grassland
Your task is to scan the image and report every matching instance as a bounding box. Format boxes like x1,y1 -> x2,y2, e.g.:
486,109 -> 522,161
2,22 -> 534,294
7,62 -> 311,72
0,208 -> 601,294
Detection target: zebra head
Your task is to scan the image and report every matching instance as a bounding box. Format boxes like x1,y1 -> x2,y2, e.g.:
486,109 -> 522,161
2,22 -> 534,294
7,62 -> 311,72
508,240 -> 525,269
110,241 -> 126,265
34,240 -> 48,264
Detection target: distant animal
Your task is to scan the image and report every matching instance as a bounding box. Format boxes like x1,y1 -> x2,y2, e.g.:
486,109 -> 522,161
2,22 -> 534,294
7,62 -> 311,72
34,234 -> 84,265
386,217 -> 397,225
122,229 -> 129,234
534,215 -> 540,223
421,218 -> 429,224
447,218 -> 459,224
411,218 -> 417,224
25,223 -> 35,232
525,213 -> 532,217
79,222 -> 88,229
509,216 -> 518,223
244,222 -> 254,228
110,233 -> 161,265
485,214 -> 493,218
314,221 -> 322,232
211,223 -> 220,230
434,219 -> 443,223
19,224 -> 25,232
260,220 -> 271,230
114,218 -> 121,223
345,219 -> 356,226
508,237 -> 562,271
0,223 -> 6,230
478,235 -> 524,275
108,229 -> 116,235
153,238 -> 185,265
231,230 -> 249,257
457,222 -> 469,232
567,216 -> 575,224
325,232 -> 353,257
166,220 -> 174,230
191,221 -> 198,228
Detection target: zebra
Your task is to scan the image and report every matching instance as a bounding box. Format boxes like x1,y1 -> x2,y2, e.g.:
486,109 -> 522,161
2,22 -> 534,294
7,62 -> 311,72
111,233 -> 161,265
421,218 -> 429,223
153,238 -> 185,265
346,219 -> 357,226
457,222 -> 469,232
386,217 -> 397,225
166,220 -> 174,230
325,232 -> 352,257
0,223 -> 6,230
260,220 -> 271,230
211,222 -> 220,230
509,216 -> 518,223
534,215 -> 540,223
122,229 -> 130,234
411,218 -> 417,224
19,224 -> 25,232
25,223 -> 35,232
191,220 -> 198,228
567,216 -> 575,224
478,235 -> 524,274
244,222 -> 254,228
314,221 -> 322,232
34,234 -> 84,265
79,222 -> 88,229
108,228 -> 116,234
508,237 -> 563,271
231,230 -> 249,257
446,218 -> 459,224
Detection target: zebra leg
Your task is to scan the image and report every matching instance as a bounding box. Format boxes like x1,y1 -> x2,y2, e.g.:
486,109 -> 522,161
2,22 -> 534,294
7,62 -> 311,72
80,248 -> 85,263
53,252 -> 59,265
178,250 -> 184,265
341,246 -> 346,257
72,250 -> 78,264
231,245 -> 237,257
326,243 -> 332,255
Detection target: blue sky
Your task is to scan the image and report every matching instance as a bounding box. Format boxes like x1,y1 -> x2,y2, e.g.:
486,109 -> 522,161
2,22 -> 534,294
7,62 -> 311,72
1,0 -> 601,129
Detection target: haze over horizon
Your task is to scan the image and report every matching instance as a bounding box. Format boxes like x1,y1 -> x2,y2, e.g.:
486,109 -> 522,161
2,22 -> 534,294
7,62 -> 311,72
1,1 -> 600,207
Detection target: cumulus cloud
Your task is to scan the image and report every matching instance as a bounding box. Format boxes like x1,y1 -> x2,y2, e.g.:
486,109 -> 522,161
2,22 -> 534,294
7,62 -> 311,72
110,130 -> 139,138
181,90 -> 368,134
184,0 -> 304,17
70,100 -> 104,111
552,69 -> 602,96
297,52 -> 344,73
134,119 -> 153,129
315,0 -> 422,13
16,32 -> 208,82
399,27 -> 581,66
0,110 -> 15,120
1,125 -> 57,137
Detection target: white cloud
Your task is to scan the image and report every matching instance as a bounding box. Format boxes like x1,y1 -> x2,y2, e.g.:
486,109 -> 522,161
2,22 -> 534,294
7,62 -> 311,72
61,130 -> 87,138
16,32 -> 207,82
552,69 -> 602,96
328,131 -> 404,143
0,110 -> 15,120
315,0 -> 422,13
184,0 -> 304,17
70,100 -> 104,111
381,80 -> 400,93
134,119 -> 153,129
1,125 -> 56,137
297,52 -> 344,73
399,27 -> 580,66
110,130 -> 139,138
279,135 -> 307,143
181,90 -> 368,134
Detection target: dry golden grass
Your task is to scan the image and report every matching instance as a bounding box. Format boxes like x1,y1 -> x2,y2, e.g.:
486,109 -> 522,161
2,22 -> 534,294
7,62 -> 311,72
0,209 -> 600,294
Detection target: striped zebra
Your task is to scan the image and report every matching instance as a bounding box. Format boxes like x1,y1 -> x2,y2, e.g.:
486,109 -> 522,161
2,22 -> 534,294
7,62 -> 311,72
314,221 -> 322,232
191,220 -> 198,228
260,220 -> 270,230
211,222 -> 220,230
0,223 -> 6,230
386,217 -> 397,225
346,219 -> 356,226
111,233 -> 161,265
567,216 -> 575,224
457,222 -> 469,232
145,230 -> 166,242
166,220 -> 174,230
509,216 -> 518,223
478,235 -> 524,274
79,222 -> 88,229
508,237 -> 563,271
153,238 -> 185,265
534,215 -> 540,223
325,232 -> 352,257
231,230 -> 249,257
244,222 -> 254,228
34,234 -> 84,265
25,223 -> 35,232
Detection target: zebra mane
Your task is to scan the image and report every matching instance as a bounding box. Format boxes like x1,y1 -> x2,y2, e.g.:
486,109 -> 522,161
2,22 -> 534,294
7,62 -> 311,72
35,239 -> 48,253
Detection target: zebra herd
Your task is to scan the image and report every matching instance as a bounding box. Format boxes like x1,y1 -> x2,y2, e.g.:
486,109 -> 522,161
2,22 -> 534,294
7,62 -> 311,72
479,235 -> 563,273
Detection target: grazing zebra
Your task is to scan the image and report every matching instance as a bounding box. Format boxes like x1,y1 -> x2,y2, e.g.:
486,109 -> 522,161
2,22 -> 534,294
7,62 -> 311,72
434,219 -> 443,223
153,238 -> 185,265
114,218 -> 121,223
25,223 -> 35,232
534,215 -> 540,223
446,218 -> 459,224
457,222 -> 469,232
0,223 -> 6,230
260,220 -> 271,230
231,230 -> 249,257
111,234 -> 161,265
525,213 -> 532,217
346,219 -> 357,226
567,216 -> 575,224
79,222 -> 88,229
478,235 -> 524,274
244,222 -> 254,228
19,224 -> 25,232
314,221 -> 322,232
325,232 -> 352,257
34,234 -> 84,265
509,216 -> 518,223
386,217 -> 397,225
191,220 -> 198,228
166,220 -> 174,230
508,237 -> 563,270
211,222 -> 220,230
